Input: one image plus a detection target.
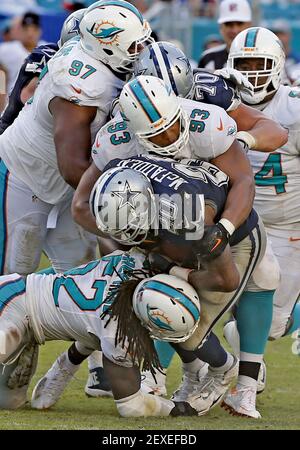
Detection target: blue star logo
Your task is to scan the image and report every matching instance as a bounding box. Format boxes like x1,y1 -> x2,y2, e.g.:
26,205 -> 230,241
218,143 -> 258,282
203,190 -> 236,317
67,16 -> 80,34
112,181 -> 140,210
177,56 -> 191,75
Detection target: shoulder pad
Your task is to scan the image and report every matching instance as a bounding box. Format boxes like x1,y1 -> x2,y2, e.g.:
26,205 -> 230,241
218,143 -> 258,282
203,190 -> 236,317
193,69 -> 241,111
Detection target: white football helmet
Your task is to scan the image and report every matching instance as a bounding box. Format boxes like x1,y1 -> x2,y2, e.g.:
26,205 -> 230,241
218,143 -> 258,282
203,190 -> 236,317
133,274 -> 201,342
228,27 -> 286,104
79,0 -> 152,72
58,8 -> 86,48
133,41 -> 194,99
90,166 -> 156,245
119,75 -> 190,157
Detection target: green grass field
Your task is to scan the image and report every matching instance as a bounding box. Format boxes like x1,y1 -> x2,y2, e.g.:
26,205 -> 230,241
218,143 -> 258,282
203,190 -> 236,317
0,256 -> 299,430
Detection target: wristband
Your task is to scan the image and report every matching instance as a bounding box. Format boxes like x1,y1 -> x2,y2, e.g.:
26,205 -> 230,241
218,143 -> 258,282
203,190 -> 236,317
169,266 -> 193,282
218,218 -> 236,236
235,131 -> 257,149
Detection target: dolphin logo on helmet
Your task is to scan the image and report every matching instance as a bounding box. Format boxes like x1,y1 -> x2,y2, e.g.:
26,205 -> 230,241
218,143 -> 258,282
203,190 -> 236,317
87,22 -> 124,43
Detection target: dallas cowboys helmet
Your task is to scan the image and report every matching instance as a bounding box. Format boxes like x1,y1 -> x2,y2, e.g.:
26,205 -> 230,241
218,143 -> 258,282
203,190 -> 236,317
133,274 -> 201,342
58,8 -> 86,48
90,166 -> 156,245
80,0 -> 152,72
119,75 -> 189,157
133,41 -> 194,98
228,27 -> 285,104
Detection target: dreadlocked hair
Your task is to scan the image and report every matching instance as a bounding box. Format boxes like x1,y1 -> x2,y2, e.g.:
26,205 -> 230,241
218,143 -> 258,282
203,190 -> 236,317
102,277 -> 161,376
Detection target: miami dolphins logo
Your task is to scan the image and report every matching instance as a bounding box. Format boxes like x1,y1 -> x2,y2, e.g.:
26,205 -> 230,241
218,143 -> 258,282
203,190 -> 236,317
146,305 -> 174,332
87,20 -> 124,45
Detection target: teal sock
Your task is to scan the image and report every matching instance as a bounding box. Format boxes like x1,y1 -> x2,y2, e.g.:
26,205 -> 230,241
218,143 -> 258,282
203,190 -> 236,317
36,267 -> 56,275
236,290 -> 274,355
154,341 -> 176,369
285,302 -> 300,335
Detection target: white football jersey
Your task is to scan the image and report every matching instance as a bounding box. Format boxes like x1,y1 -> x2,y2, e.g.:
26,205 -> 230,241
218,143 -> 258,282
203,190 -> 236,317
92,97 -> 237,171
26,249 -> 147,367
248,85 -> 300,231
0,38 -> 124,204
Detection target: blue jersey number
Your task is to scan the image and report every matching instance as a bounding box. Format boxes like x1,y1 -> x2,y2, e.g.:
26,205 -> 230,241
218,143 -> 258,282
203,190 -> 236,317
254,153 -> 287,194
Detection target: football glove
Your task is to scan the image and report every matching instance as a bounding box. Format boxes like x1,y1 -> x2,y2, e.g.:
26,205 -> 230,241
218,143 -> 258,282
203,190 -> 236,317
147,252 -> 176,274
170,401 -> 198,416
214,68 -> 253,92
195,223 -> 229,262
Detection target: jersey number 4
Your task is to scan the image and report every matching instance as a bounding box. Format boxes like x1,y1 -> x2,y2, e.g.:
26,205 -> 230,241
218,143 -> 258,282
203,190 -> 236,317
254,153 -> 287,194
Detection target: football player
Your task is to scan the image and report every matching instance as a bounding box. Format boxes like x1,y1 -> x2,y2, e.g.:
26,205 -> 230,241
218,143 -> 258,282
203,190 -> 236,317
97,42 -> 289,398
134,41 -> 288,153
220,26 -> 300,415
0,249 -> 201,417
0,0 -> 151,395
0,8 -> 86,135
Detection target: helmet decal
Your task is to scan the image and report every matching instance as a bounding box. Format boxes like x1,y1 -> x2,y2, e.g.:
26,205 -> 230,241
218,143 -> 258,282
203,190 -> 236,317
90,0 -> 144,24
143,279 -> 200,321
86,21 -> 124,44
244,27 -> 259,48
129,79 -> 162,123
146,304 -> 175,332
111,180 -> 141,210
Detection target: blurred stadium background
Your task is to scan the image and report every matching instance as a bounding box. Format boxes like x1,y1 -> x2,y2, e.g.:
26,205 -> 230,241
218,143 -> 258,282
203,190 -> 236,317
1,0 -> 300,66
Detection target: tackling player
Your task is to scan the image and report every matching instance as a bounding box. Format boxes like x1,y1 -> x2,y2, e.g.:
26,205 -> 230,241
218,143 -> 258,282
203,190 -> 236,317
220,26 -> 300,415
0,9 -> 86,135
0,0 -> 152,396
0,249 -> 201,417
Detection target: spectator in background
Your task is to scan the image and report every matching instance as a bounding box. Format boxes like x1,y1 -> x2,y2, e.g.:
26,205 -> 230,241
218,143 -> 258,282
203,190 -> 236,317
271,19 -> 300,84
0,12 -> 44,99
198,0 -> 252,70
20,12 -> 42,53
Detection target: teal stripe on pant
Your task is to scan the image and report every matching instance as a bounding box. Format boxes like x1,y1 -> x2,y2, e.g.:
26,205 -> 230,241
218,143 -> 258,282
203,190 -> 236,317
154,341 -> 175,369
0,159 -> 9,275
236,290 -> 274,355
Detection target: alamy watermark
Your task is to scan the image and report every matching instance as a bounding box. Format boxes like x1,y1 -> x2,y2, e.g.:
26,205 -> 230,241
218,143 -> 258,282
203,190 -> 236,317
97,192 -> 205,241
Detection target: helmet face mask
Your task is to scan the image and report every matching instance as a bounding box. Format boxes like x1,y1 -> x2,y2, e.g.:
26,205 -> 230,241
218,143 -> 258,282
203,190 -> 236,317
79,1 -> 152,73
120,75 -> 190,157
90,167 -> 156,246
136,108 -> 190,157
132,274 -> 201,343
228,27 -> 286,104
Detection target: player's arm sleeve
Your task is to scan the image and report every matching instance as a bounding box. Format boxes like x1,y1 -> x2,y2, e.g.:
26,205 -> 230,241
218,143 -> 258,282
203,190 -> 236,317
92,114 -> 137,171
193,70 -> 241,111
210,108 -> 238,158
91,129 -> 113,171
49,65 -> 107,107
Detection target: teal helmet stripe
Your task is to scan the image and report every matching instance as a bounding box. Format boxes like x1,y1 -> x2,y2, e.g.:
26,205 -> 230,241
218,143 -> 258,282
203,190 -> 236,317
143,280 -> 199,321
129,79 -> 161,123
245,28 -> 259,47
93,1 -> 143,24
